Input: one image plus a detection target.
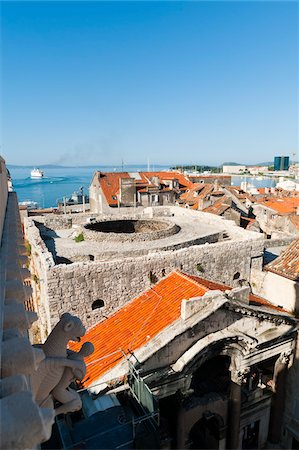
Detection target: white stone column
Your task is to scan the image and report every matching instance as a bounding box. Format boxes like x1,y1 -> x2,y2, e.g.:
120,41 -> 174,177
227,360 -> 249,450
268,351 -> 291,444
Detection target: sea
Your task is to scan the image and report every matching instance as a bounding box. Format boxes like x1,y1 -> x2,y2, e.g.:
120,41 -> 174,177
8,165 -> 168,208
8,165 -> 278,209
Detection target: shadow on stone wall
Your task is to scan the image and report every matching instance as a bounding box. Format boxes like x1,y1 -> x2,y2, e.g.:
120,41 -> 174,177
35,222 -> 73,265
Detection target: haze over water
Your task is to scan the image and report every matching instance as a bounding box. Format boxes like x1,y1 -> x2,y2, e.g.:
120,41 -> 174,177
9,166 -> 277,209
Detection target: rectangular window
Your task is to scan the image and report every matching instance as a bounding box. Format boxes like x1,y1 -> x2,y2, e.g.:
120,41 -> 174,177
242,420 -> 260,449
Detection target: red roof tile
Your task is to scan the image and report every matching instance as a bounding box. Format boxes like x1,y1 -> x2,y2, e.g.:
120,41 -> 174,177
290,215 -> 299,231
257,188 -> 266,194
180,183 -> 206,200
265,238 -> 299,281
142,171 -> 193,189
69,272 -> 288,387
180,184 -> 216,208
203,196 -> 231,215
97,171 -> 193,206
98,172 -> 130,206
259,198 -> 299,215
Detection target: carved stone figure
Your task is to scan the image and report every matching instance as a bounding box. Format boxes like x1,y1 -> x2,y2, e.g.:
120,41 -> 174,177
31,313 -> 92,413
53,342 -> 94,415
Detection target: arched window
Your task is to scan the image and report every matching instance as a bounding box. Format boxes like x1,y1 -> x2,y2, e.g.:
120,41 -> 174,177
149,271 -> 158,284
92,299 -> 104,310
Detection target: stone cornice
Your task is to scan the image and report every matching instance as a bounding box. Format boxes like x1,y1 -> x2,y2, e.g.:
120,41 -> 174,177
224,300 -> 296,326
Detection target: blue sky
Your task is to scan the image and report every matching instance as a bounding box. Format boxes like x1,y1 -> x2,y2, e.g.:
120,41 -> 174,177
1,1 -> 298,166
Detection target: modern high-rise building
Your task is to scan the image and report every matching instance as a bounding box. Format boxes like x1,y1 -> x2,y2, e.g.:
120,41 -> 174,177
274,156 -> 289,171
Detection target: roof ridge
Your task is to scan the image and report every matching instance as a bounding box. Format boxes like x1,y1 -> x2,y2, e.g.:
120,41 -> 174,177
177,271 -> 210,292
266,238 -> 299,267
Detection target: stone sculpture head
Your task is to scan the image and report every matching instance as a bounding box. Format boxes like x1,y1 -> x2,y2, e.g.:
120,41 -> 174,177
78,342 -> 94,357
59,313 -> 86,342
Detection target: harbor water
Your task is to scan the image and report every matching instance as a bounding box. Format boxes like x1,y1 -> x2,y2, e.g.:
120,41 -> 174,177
8,166 -> 278,209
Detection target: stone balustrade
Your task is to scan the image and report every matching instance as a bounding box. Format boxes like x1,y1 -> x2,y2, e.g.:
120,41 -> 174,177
0,190 -> 56,448
1,162 -> 94,448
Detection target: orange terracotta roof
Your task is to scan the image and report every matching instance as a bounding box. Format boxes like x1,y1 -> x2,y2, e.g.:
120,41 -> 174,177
180,183 -> 206,201
98,172 -> 130,206
203,196 -> 231,215
180,185 -> 198,200
211,190 -> 225,196
226,185 -> 241,192
98,171 -> 193,205
265,238 -> 299,281
197,184 -> 214,199
142,171 -> 193,189
248,293 -> 288,311
69,272 -> 288,387
257,188 -> 266,194
259,198 -> 299,215
242,217 -> 255,223
180,184 -> 215,208
69,272 -> 210,386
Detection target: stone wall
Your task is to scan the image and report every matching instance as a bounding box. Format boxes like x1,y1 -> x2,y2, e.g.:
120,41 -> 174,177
253,204 -> 299,238
25,209 -> 265,336
24,218 -> 55,339
264,236 -> 296,249
33,216 -> 73,230
32,211 -> 145,230
120,178 -> 135,206
45,237 -> 262,331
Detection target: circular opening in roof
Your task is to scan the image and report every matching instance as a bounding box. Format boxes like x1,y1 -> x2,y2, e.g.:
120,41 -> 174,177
85,219 -> 170,234
83,219 -> 180,243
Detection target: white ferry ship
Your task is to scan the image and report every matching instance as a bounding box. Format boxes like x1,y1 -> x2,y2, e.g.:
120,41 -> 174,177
30,168 -> 44,179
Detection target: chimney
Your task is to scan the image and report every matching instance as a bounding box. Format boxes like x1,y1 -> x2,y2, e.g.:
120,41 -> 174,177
227,286 -> 250,304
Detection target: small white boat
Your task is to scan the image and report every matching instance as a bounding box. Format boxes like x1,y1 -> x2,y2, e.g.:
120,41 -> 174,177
30,168 -> 44,179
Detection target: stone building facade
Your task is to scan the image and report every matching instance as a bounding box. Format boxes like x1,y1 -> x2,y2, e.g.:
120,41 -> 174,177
89,171 -> 191,212
24,207 -> 265,339
68,271 -> 299,449
251,238 -> 299,316
253,201 -> 299,238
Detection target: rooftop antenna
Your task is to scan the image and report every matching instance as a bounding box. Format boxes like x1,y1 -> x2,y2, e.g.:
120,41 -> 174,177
121,159 -> 124,172
147,157 -> 150,172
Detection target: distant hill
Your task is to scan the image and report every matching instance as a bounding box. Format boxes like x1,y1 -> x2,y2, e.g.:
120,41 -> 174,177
7,164 -> 169,169
222,161 -> 274,167
255,162 -> 273,166
8,164 -> 72,169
